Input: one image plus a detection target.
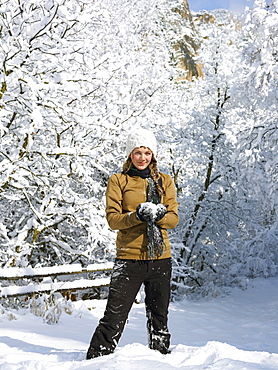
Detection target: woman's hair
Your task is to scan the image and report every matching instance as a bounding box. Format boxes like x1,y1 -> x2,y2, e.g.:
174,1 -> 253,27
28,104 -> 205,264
122,155 -> 164,196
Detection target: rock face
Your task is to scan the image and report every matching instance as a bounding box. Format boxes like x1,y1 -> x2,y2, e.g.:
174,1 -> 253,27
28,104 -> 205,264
172,0 -> 204,81
172,1 -> 237,81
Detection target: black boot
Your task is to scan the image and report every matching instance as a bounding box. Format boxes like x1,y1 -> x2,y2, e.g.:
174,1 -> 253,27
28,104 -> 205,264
86,347 -> 100,360
149,333 -> 171,355
86,344 -> 112,360
86,325 -> 117,360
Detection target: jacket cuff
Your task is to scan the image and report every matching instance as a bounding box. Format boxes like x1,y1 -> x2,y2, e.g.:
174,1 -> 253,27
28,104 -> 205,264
128,211 -> 143,226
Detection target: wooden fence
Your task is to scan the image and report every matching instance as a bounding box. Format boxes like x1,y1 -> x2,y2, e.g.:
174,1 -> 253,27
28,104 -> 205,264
0,262 -> 114,300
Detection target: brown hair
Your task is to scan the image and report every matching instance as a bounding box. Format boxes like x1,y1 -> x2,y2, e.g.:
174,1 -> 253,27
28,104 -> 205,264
122,156 -> 164,196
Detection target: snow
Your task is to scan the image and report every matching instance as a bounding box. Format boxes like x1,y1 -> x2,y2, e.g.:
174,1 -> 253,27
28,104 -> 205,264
1,277 -> 278,369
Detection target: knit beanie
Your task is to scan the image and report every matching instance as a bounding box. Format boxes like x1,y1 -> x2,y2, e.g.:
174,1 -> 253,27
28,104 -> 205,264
126,129 -> 157,157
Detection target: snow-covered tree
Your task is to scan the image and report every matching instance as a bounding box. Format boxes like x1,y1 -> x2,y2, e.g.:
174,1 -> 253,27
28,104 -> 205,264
166,11 -> 248,297
225,0 -> 278,278
0,0 -> 277,302
0,0 -> 175,268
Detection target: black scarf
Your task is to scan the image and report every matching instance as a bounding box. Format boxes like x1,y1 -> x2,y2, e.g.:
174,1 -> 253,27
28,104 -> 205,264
127,166 -> 151,178
126,166 -> 165,258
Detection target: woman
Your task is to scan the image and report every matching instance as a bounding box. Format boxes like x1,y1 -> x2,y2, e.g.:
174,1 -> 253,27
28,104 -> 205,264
86,128 -> 179,359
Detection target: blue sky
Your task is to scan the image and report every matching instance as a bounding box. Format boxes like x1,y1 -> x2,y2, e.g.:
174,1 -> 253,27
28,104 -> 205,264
188,0 -> 254,13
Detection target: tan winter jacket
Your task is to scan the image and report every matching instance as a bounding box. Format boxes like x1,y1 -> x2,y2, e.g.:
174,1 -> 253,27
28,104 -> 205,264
105,172 -> 179,260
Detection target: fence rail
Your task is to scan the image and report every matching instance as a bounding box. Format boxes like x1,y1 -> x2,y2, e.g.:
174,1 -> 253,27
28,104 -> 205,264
0,262 -> 114,299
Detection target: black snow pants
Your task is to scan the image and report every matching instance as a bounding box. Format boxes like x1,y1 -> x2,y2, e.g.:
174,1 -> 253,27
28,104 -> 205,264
86,258 -> 172,359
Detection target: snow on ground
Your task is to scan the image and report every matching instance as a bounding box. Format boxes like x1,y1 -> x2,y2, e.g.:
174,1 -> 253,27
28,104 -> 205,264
0,277 -> 278,369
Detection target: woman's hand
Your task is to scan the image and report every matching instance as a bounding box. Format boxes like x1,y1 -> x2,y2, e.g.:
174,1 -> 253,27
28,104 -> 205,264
136,202 -> 166,222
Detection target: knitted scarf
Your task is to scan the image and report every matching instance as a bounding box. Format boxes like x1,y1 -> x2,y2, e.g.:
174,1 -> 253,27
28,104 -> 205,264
146,177 -> 165,258
127,166 -> 165,259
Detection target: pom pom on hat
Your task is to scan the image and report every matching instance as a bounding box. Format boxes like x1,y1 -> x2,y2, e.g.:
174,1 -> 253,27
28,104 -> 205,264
126,128 -> 157,157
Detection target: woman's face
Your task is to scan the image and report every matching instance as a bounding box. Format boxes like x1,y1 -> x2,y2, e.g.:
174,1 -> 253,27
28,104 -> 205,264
130,147 -> 153,170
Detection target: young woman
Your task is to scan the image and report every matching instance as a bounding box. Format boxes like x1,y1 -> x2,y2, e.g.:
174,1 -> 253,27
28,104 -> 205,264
86,128 -> 179,359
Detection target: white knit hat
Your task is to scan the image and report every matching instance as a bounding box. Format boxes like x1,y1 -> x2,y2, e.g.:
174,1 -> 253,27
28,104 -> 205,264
126,129 -> 157,157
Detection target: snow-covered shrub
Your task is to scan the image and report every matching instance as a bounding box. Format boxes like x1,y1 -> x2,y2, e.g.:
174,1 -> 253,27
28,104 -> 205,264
0,304 -> 17,322
29,293 -> 74,324
240,229 -> 278,278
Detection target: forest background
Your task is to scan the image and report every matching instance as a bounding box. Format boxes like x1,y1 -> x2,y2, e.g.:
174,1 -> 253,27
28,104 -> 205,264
0,0 -> 277,302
